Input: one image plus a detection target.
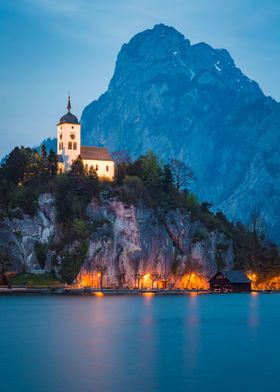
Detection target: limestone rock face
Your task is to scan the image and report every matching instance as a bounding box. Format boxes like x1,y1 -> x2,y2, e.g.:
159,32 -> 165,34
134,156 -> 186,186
79,199 -> 234,287
0,194 -> 234,286
81,24 -> 280,243
0,194 -> 56,273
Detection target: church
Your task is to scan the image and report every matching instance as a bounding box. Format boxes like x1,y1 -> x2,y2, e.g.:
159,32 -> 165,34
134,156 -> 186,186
57,96 -> 115,180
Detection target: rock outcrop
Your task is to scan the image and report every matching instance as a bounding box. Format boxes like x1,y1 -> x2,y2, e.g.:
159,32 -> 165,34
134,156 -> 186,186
81,24 -> 280,243
0,194 -> 234,286
0,194 -> 56,273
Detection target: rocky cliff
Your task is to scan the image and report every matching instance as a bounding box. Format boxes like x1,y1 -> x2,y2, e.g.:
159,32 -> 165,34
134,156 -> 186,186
0,194 -> 234,287
81,24 -> 280,243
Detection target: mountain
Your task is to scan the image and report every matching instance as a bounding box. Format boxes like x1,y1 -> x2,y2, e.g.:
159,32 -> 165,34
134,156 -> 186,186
81,24 -> 280,243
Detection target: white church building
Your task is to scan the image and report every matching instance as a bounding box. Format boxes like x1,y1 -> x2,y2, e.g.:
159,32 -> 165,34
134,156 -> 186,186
57,96 -> 115,180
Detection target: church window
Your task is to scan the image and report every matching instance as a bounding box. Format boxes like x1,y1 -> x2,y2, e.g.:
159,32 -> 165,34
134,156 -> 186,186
68,142 -> 72,149
95,164 -> 98,171
106,165 -> 109,172
60,126 -> 62,130
70,134 -> 75,140
62,142 -> 63,149
71,126 -> 74,129
60,134 -> 63,140
73,142 -> 77,150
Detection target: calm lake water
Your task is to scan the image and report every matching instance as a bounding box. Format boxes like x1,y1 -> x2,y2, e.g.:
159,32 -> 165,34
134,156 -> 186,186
0,293 -> 279,392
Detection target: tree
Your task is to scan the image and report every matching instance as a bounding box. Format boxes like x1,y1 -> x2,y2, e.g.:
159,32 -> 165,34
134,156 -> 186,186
115,272 -> 125,288
151,273 -> 161,289
0,248 -> 11,284
95,263 -> 108,289
182,257 -> 203,289
132,272 -> 144,289
2,146 -> 28,185
249,208 -> 265,241
201,201 -> 213,213
161,164 -> 173,192
141,151 -> 162,190
70,155 -> 84,177
47,149 -> 58,178
169,158 -> 195,191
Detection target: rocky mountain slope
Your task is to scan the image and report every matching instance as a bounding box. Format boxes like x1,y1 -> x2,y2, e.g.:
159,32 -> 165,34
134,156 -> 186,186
81,24 -> 280,243
0,194 -> 233,287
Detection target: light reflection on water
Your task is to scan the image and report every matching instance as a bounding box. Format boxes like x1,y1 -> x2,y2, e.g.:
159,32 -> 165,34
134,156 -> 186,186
0,294 -> 279,392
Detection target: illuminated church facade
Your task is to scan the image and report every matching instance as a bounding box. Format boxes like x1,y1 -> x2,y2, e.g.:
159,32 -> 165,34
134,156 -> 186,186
57,96 -> 115,180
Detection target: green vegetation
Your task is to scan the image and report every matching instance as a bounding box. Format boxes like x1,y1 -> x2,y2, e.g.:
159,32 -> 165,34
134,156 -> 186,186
34,242 -> 48,269
0,145 -> 280,283
10,273 -> 63,288
60,240 -> 89,284
0,248 -> 11,284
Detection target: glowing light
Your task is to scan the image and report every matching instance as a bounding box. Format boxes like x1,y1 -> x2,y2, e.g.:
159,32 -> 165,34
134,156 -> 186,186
94,292 -> 104,297
191,273 -> 195,278
143,274 -> 150,280
142,292 -> 155,296
190,292 -> 198,296
251,292 -> 258,296
97,273 -> 101,277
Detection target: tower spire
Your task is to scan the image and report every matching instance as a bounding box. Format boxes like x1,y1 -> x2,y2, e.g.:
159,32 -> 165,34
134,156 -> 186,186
67,93 -> 71,112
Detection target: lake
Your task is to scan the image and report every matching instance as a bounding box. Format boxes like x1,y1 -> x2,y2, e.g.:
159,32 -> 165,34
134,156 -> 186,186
0,293 -> 279,392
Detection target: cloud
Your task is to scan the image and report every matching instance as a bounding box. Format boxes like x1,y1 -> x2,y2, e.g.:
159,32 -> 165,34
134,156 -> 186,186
24,0 -> 85,17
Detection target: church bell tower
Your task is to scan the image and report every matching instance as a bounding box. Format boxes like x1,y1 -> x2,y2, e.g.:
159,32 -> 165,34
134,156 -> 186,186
57,95 -> 81,171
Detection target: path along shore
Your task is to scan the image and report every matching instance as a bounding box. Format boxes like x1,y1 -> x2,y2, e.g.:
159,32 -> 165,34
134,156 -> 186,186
0,287 -> 274,295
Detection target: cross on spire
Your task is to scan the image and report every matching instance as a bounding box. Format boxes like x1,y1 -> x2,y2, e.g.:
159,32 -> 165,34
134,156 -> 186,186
67,93 -> 71,112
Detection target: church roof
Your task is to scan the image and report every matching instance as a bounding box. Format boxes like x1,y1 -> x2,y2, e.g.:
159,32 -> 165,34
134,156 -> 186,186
58,95 -> 79,125
81,146 -> 113,161
59,112 -> 79,125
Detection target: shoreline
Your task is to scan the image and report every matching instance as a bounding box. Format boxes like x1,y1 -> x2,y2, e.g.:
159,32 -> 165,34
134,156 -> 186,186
0,287 -> 277,295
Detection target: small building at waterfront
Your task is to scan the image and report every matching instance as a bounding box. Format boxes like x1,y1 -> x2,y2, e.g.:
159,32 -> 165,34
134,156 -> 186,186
209,271 -> 252,292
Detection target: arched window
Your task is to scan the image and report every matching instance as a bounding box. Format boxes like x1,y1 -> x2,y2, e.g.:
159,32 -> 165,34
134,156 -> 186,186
90,165 -> 93,172
95,164 -> 99,171
73,142 -> 77,150
68,141 -> 72,149
61,142 -> 63,149
106,165 -> 109,172
59,143 -> 61,150
59,133 -> 63,140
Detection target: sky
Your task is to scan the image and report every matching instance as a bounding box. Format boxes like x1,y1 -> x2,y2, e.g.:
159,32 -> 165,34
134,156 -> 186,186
0,0 -> 279,158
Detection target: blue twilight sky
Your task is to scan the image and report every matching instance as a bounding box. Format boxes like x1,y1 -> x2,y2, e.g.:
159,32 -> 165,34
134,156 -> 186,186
0,0 -> 279,158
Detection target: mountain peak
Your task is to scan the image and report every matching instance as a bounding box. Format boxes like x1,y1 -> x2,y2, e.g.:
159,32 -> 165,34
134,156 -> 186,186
81,25 -> 279,242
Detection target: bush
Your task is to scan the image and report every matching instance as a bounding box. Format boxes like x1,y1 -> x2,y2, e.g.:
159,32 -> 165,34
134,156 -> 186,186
72,219 -> 88,239
11,273 -> 63,287
9,186 -> 38,216
34,241 -> 48,268
51,174 -> 100,223
60,240 -> 89,284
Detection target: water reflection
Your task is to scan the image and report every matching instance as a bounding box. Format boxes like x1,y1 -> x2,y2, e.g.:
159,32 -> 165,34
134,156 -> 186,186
248,292 -> 259,336
185,294 -> 200,374
1,294 -> 280,392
